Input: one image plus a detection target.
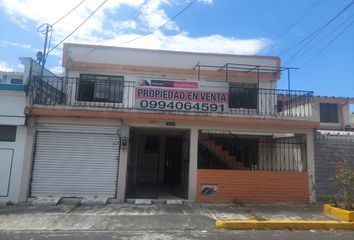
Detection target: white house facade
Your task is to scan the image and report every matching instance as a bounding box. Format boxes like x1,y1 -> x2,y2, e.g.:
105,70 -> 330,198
11,43 -> 323,204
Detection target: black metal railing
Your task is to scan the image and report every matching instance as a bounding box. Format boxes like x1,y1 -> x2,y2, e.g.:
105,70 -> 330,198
30,76 -> 313,118
30,76 -> 135,108
198,131 -> 307,172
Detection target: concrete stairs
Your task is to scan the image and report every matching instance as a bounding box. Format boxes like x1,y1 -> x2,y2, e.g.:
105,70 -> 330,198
199,133 -> 248,170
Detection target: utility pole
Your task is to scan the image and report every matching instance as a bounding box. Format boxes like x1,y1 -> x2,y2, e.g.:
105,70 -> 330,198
37,23 -> 53,77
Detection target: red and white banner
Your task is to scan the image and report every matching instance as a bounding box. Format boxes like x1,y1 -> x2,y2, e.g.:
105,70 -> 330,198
135,79 -> 229,112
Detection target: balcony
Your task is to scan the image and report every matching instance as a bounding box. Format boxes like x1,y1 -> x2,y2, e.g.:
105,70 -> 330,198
29,76 -> 314,120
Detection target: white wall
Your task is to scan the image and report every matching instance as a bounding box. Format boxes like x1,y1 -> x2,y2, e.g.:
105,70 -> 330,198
0,91 -> 26,125
65,43 -> 279,71
0,88 -> 28,203
0,126 -> 27,203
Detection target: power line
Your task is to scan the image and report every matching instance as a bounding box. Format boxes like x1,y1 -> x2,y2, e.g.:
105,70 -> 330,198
300,19 -> 354,68
48,0 -> 108,54
118,0 -> 197,46
278,1 -> 354,57
290,14 -> 354,65
283,28 -> 323,65
276,0 -> 323,39
51,0 -> 87,26
284,13 -> 354,65
108,0 -> 146,41
71,1 -> 147,60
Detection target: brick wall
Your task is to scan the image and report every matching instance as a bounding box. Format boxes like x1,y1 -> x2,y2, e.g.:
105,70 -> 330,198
196,170 -> 309,203
314,131 -> 354,202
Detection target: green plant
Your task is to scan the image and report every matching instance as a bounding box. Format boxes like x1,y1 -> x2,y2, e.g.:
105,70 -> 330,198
324,195 -> 337,206
334,160 -> 354,210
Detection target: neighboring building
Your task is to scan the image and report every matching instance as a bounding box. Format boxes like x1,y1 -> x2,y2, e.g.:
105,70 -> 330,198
0,71 -> 24,84
312,97 -> 354,202
313,96 -> 354,131
314,130 -> 354,202
0,70 -> 27,203
351,112 -> 354,127
16,43 -> 318,204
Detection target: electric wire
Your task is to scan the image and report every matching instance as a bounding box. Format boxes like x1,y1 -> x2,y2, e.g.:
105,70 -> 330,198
276,0 -> 323,39
288,14 -> 354,66
118,0 -> 197,46
284,11 -> 354,65
70,0 -> 147,60
51,0 -> 87,26
308,14 -> 353,48
70,0 -> 196,59
299,19 -> 354,68
109,0 -> 146,41
48,0 -> 109,54
278,1 -> 354,57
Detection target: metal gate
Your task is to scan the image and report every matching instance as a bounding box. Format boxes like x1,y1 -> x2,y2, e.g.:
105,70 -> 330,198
30,124 -> 120,198
126,132 -> 190,199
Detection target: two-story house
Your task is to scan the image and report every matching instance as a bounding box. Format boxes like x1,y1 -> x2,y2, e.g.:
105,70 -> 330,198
18,43 -> 319,204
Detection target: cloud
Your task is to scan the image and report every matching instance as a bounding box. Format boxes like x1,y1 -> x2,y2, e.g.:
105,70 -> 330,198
197,0 -> 213,5
0,0 -> 270,60
139,0 -> 179,31
0,60 -> 14,71
106,32 -> 270,55
0,40 -> 35,50
16,64 -> 24,71
50,66 -> 63,75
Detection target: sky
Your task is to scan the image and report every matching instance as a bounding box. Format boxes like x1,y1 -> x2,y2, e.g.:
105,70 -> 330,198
0,0 -> 353,103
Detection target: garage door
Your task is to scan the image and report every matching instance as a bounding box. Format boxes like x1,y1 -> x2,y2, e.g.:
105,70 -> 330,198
31,125 -> 120,198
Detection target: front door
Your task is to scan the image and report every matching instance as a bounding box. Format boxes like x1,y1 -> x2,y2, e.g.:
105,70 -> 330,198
126,130 -> 190,200
166,137 -> 189,199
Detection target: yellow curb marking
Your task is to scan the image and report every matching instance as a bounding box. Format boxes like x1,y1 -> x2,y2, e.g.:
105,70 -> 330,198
216,220 -> 354,230
324,204 -> 354,222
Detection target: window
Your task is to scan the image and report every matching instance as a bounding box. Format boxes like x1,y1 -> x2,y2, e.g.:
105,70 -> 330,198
229,83 -> 258,109
320,103 -> 339,123
77,74 -> 124,103
0,126 -> 17,142
11,78 -> 23,84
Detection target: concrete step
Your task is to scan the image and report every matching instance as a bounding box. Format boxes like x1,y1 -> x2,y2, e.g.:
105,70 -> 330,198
166,199 -> 183,205
134,199 -> 152,205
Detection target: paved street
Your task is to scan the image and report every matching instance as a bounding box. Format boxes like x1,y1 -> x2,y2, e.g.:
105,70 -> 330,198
1,229 -> 353,240
0,203 -> 352,239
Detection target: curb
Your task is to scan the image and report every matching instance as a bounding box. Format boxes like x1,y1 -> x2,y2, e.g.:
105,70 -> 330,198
216,220 -> 354,230
324,204 -> 354,222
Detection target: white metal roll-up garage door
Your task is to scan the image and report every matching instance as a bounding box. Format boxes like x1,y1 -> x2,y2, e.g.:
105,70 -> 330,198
31,124 -> 120,198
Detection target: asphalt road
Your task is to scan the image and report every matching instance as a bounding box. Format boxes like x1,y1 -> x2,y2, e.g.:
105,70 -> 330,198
1,230 -> 353,240
0,204 -> 352,239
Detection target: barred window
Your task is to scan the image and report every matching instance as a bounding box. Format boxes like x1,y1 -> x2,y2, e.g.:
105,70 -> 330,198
77,74 -> 124,103
229,83 -> 258,109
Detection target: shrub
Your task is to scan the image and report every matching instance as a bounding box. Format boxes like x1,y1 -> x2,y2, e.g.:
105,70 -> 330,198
334,160 -> 354,210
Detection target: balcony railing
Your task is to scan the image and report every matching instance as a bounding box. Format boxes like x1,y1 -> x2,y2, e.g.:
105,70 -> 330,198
29,76 -> 313,118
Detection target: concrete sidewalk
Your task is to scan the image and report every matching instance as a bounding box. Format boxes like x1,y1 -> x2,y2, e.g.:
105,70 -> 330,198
0,203 -> 341,231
